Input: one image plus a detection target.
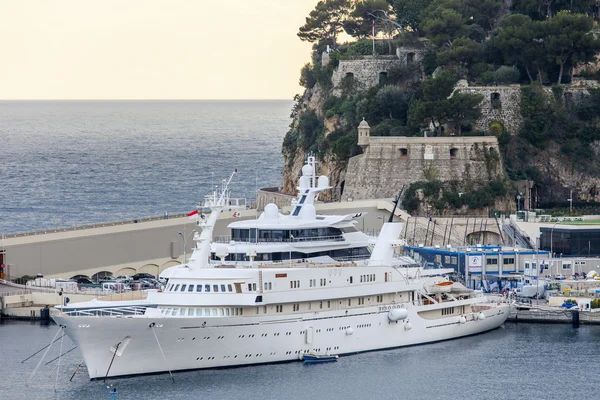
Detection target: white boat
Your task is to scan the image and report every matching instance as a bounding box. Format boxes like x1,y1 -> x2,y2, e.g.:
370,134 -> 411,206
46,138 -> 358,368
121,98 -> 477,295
208,156 -> 415,268
52,170 -> 510,380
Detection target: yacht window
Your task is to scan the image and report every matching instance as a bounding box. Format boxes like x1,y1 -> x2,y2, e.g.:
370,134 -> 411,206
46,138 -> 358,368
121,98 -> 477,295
327,301 -> 331,308
348,299 -> 352,306
181,284 -> 187,292
174,284 -> 180,291
196,308 -> 202,316
188,285 -> 194,292
205,309 -> 210,316
188,308 -> 194,316
350,276 -> 353,284
219,309 -> 224,316
319,301 -> 323,309
179,308 -> 185,316
228,284 -> 233,292
168,284 -> 174,291
248,284 -> 252,292
240,308 -> 243,315
252,283 -> 257,291
205,284 -> 211,292
226,308 -> 231,316
221,284 -> 226,292
212,308 -> 217,316
160,309 -> 165,314
197,285 -> 202,292
234,283 -> 242,293
213,284 -> 219,292
235,308 -> 239,316
268,282 -> 272,290
263,306 -> 267,314
171,308 -> 178,316
309,280 -> 313,288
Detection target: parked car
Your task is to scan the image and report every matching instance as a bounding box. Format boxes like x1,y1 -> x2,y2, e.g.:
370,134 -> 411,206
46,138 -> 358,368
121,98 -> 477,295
76,278 -> 94,285
132,273 -> 155,280
98,276 -> 113,282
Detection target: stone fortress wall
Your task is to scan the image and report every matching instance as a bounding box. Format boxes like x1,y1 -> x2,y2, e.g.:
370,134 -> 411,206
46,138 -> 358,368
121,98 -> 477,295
330,46 -> 426,95
454,80 -> 597,134
343,121 -> 503,200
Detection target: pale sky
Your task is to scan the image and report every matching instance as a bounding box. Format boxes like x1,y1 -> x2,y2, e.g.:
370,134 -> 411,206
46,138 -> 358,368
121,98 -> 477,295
0,0 -> 319,99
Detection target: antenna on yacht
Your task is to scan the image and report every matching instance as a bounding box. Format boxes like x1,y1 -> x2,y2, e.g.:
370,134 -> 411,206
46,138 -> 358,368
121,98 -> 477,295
388,186 -> 405,223
187,169 -> 238,269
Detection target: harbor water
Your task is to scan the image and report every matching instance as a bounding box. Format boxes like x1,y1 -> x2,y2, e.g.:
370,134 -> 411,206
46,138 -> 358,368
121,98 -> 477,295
1,320 -> 599,400
0,100 -> 291,235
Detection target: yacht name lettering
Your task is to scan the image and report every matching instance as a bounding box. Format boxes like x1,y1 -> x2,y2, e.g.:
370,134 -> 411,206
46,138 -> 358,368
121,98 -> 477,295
379,305 -> 404,311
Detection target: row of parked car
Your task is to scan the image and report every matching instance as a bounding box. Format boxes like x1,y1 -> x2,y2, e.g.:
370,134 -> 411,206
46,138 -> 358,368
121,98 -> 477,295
76,273 -> 165,291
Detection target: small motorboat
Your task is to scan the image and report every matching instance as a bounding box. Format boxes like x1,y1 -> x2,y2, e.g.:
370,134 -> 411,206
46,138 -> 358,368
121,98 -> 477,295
302,354 -> 339,363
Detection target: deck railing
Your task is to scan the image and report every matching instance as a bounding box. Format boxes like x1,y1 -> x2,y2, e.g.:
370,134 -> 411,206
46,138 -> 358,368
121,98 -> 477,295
213,235 -> 346,244
60,306 -> 148,317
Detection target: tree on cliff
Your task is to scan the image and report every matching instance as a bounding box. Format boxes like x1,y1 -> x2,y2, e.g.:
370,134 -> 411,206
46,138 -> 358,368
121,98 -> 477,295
408,70 -> 482,135
297,0 -> 352,47
490,14 -> 544,83
392,0 -> 433,34
343,0 -> 390,39
543,11 -> 600,84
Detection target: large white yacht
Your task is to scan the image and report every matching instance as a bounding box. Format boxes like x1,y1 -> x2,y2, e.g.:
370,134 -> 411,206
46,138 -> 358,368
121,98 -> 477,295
52,170 -> 510,380
209,156 -> 415,268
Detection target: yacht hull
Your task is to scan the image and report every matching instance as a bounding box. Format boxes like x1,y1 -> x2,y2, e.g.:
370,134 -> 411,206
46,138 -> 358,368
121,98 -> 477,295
53,302 -> 510,379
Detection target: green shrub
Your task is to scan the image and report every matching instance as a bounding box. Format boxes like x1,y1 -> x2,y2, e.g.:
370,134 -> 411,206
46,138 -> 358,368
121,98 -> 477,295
422,52 -> 437,76
494,66 -> 520,84
346,39 -> 385,57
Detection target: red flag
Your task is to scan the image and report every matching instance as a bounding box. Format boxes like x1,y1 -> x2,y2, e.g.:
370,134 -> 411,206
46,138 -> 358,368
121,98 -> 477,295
187,210 -> 199,219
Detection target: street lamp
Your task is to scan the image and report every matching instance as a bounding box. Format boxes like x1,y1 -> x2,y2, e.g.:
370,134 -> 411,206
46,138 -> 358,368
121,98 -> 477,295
178,230 -> 197,265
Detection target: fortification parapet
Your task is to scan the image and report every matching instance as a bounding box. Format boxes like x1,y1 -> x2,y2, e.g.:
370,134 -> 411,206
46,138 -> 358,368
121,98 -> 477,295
342,127 -> 503,200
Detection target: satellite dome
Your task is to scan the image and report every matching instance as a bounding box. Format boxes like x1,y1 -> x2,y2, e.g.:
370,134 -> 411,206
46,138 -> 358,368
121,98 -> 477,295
264,203 -> 279,220
317,175 -> 330,189
299,176 -> 310,189
215,243 -> 229,258
302,164 -> 314,177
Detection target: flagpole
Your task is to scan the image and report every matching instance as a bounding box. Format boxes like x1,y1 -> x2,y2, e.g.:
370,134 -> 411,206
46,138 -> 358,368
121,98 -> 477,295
372,19 -> 375,56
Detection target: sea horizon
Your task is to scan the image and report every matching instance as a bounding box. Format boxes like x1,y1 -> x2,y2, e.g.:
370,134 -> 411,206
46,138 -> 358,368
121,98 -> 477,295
1,100 -> 293,235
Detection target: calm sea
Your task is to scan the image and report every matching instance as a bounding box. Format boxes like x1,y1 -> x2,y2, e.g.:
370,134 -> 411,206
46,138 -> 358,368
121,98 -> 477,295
0,100 -> 292,235
1,321 -> 598,400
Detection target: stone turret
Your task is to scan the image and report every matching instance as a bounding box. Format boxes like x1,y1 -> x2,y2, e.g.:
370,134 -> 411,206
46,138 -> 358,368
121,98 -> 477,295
357,118 -> 370,150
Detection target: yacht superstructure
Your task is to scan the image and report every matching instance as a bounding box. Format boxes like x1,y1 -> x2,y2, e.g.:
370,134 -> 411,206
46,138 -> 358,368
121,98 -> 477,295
52,169 -> 510,380
209,156 -> 408,267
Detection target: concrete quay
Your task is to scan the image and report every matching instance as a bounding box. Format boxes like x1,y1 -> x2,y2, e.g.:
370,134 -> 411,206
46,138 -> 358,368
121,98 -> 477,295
1,198 -> 503,282
508,304 -> 600,325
